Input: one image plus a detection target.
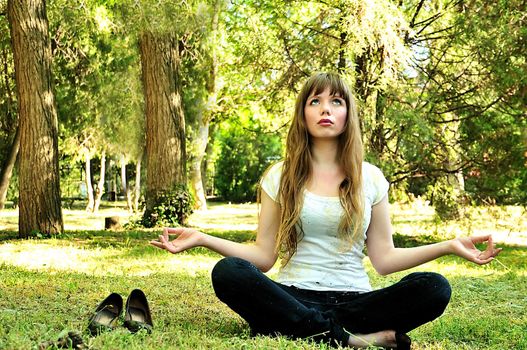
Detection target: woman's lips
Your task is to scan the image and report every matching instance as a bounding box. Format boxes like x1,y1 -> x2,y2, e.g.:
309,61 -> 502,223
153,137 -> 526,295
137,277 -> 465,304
318,119 -> 334,125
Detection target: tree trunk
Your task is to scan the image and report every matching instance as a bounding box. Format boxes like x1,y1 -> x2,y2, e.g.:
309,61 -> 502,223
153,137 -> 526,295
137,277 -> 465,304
0,126 -> 20,209
84,151 -> 94,211
203,123 -> 218,197
8,0 -> 63,237
371,89 -> 387,156
121,154 -> 133,211
133,157 -> 141,212
92,150 -> 106,212
139,31 -> 186,219
337,10 -> 348,73
126,187 -> 133,212
189,0 -> 222,211
120,154 -> 127,196
189,118 -> 209,210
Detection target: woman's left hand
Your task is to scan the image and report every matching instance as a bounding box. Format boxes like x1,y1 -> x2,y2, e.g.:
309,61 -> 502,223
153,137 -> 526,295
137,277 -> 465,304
150,227 -> 205,254
450,235 -> 503,265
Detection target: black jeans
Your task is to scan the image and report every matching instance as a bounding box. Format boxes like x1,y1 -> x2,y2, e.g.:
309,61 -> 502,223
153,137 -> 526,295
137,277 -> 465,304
211,257 -> 451,347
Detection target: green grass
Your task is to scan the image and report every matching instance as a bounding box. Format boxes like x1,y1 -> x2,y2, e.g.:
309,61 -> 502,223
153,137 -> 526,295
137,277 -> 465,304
0,202 -> 526,349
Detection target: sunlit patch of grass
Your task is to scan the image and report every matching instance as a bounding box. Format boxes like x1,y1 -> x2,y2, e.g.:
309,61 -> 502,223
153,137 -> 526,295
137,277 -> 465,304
62,207 -> 134,231
0,237 -> 221,277
0,209 -> 17,231
0,204 -> 135,231
390,202 -> 527,246
188,202 -> 258,233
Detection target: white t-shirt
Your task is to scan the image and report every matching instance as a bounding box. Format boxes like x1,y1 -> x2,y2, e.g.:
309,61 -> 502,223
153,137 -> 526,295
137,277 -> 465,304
261,161 -> 389,292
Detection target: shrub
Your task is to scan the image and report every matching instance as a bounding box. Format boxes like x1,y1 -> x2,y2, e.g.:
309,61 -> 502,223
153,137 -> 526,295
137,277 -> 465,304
213,119 -> 282,202
141,186 -> 194,227
427,179 -> 463,221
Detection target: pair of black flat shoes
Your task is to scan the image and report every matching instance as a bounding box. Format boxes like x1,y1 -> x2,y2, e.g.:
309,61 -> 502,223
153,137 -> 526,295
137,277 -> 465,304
87,289 -> 153,335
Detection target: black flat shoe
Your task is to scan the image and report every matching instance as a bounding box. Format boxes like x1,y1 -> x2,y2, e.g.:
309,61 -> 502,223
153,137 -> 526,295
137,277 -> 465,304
87,293 -> 123,336
124,289 -> 153,333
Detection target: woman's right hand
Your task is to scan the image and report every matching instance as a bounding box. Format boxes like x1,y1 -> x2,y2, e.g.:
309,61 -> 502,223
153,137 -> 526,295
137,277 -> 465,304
150,227 -> 206,254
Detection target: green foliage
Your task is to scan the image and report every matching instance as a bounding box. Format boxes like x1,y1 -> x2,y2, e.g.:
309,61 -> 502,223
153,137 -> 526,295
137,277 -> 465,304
426,179 -> 462,221
5,167 -> 18,204
141,186 -> 195,227
213,114 -> 283,202
461,111 -> 527,204
2,0 -> 525,211
0,12 -> 17,170
48,0 -> 144,163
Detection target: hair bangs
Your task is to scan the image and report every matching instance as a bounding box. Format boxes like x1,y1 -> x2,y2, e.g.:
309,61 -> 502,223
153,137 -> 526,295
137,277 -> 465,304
308,73 -> 350,102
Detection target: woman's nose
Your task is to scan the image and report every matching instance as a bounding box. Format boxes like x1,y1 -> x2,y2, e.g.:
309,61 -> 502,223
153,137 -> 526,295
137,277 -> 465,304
320,101 -> 331,115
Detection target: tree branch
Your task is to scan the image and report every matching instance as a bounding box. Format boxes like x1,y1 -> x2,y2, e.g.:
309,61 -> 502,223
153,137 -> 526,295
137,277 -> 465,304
283,17 -> 340,41
432,96 -> 503,123
408,0 -> 426,29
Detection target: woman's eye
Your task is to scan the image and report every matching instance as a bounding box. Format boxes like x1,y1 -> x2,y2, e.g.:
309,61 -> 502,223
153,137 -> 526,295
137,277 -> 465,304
309,98 -> 320,105
332,99 -> 343,105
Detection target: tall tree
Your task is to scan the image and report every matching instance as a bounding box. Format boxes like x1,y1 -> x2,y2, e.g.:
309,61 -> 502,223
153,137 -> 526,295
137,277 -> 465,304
139,30 -> 186,219
8,0 -> 63,237
186,0 -> 224,210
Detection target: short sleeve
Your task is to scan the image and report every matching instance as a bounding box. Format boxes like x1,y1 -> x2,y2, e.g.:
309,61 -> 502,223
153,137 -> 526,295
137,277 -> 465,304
364,163 -> 390,205
260,161 -> 283,202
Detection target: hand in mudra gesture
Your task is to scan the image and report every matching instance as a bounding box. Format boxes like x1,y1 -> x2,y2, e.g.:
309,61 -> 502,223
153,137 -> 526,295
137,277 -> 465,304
150,227 -> 204,254
451,235 -> 502,265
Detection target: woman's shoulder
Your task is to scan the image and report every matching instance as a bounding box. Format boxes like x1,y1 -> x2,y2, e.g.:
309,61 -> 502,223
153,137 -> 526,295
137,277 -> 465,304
267,160 -> 285,174
361,161 -> 390,204
362,161 -> 384,176
260,160 -> 284,201
261,160 -> 284,181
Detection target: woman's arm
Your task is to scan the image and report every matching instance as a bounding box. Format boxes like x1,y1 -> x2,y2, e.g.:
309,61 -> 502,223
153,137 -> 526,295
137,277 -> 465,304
366,196 -> 502,275
150,190 -> 280,272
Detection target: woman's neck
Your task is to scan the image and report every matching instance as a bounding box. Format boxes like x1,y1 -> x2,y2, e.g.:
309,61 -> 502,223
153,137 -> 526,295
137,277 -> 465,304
310,138 -> 339,168
307,138 -> 344,196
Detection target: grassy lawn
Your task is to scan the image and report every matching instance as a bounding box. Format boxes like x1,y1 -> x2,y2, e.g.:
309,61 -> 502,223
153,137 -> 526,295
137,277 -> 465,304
0,201 -> 526,349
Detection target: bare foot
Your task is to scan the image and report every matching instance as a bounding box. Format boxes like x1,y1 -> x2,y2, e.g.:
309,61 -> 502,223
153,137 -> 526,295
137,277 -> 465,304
347,330 -> 397,348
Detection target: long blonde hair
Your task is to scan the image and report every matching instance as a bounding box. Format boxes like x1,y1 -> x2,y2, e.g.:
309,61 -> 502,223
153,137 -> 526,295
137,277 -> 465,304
275,72 -> 364,264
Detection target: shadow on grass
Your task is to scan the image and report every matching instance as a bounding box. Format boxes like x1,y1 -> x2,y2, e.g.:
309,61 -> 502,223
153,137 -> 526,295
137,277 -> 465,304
392,233 -> 443,247
0,228 -> 256,244
2,229 -> 523,251
0,230 -> 18,241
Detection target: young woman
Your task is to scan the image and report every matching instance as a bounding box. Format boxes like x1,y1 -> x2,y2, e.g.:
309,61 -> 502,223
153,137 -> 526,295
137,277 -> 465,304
150,72 -> 502,349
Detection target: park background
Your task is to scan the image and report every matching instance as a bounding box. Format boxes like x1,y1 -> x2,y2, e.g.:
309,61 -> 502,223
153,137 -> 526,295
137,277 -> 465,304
0,0 -> 526,349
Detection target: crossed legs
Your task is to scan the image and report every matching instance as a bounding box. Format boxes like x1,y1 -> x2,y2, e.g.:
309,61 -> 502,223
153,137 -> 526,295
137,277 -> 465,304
211,257 -> 451,348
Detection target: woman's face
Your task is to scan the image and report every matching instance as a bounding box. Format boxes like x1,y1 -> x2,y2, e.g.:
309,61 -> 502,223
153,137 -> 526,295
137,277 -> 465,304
304,87 -> 347,139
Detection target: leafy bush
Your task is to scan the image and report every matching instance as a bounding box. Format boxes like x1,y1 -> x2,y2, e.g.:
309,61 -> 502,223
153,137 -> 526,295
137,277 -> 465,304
213,117 -> 282,202
141,186 -> 194,227
427,179 -> 462,221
